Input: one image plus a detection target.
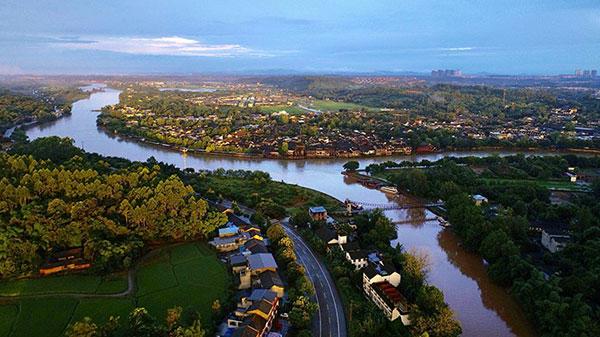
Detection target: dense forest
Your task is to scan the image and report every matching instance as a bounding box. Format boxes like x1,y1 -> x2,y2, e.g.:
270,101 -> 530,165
0,87 -> 88,133
368,155 -> 600,336
0,136 -> 227,278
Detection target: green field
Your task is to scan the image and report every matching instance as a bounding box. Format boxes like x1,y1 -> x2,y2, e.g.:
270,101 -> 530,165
479,178 -> 591,192
311,99 -> 378,112
0,242 -> 231,337
258,104 -> 306,115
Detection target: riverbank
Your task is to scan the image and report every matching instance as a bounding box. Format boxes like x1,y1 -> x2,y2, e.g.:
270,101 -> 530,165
22,86 -> 549,337
93,124 -> 600,161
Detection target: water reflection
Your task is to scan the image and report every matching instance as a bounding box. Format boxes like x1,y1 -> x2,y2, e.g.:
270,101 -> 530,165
24,86 -> 541,337
438,230 -> 537,337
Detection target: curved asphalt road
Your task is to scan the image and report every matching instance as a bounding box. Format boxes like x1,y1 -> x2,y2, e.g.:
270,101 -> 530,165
282,222 -> 347,337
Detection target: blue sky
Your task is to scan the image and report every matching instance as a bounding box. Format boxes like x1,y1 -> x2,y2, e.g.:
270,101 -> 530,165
1,0 -> 599,75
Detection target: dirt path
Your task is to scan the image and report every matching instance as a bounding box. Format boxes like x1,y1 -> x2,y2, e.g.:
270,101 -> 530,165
0,242 -> 184,300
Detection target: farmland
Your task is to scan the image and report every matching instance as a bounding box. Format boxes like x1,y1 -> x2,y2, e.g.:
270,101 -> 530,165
0,242 -> 231,337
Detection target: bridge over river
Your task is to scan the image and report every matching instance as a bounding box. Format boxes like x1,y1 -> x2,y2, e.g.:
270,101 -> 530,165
345,200 -> 443,210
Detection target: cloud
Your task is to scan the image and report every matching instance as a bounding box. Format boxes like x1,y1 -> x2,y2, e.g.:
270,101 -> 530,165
438,47 -> 474,51
54,36 -> 270,57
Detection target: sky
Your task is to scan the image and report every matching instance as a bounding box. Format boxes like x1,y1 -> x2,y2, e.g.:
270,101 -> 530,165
0,0 -> 599,75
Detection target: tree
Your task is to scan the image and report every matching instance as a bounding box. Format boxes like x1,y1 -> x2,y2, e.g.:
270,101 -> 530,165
127,307 -> 165,337
289,210 -> 312,228
266,223 -> 285,243
278,142 -> 289,156
166,306 -> 183,330
343,161 -> 360,172
65,317 -> 98,337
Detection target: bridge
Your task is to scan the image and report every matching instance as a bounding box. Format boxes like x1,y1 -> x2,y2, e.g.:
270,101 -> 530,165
392,217 -> 439,224
345,200 -> 443,210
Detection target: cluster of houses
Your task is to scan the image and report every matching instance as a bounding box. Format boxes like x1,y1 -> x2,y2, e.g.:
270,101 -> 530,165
312,207 -> 411,325
210,210 -> 287,337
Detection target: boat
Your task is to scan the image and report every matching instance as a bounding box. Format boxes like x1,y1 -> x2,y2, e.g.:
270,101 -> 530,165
437,216 -> 450,227
380,186 -> 398,194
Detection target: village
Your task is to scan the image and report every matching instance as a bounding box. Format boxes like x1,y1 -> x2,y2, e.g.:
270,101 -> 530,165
207,197 -> 415,337
97,79 -> 600,159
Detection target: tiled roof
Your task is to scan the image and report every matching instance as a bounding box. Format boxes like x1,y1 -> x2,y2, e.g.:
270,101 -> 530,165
372,281 -> 409,314
247,253 -> 278,271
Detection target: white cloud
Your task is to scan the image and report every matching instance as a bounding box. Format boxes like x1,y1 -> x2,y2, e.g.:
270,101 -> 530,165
437,47 -> 474,51
55,36 -> 269,57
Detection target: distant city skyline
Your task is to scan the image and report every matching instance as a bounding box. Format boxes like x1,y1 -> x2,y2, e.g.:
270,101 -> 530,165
1,0 -> 599,75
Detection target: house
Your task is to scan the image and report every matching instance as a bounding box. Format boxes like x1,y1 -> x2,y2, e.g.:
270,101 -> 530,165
229,290 -> 280,337
366,280 -> 410,324
308,206 -> 328,221
230,254 -> 248,273
210,232 -> 252,252
228,289 -> 279,330
315,226 -> 347,246
254,270 -> 285,297
565,171 -> 578,183
345,249 -> 369,270
243,239 -> 269,255
247,254 -> 278,274
363,262 -> 401,288
541,229 -> 571,253
219,224 -> 240,237
39,248 -> 91,276
472,194 -> 488,206
362,257 -> 408,324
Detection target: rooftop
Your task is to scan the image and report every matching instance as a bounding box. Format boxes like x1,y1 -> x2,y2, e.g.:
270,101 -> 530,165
309,206 -> 327,213
247,253 -> 278,271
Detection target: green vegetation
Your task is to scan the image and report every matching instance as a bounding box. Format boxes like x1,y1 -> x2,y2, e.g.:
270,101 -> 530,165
311,99 -> 377,112
367,155 -> 600,336
0,274 -> 127,296
0,87 -> 88,133
265,223 -> 317,336
299,210 -> 461,337
187,168 -> 342,218
0,242 -> 230,337
0,136 -> 227,278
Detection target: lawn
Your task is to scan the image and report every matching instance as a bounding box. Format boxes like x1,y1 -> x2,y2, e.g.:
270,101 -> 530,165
136,242 -> 231,327
311,99 -> 378,112
479,178 -> 591,192
258,104 -> 306,115
0,242 -> 231,337
203,176 -> 343,215
0,274 -> 128,297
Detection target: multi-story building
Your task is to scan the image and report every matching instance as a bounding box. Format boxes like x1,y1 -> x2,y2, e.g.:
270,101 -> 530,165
362,255 -> 410,325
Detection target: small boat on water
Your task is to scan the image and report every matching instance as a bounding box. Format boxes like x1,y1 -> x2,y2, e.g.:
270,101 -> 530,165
438,216 -> 450,227
380,186 -> 398,194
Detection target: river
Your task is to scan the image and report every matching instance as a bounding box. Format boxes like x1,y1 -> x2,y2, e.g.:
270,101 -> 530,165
25,84 -> 538,337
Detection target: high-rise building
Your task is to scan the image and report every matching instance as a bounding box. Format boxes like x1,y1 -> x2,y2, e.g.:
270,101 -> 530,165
592,70 -> 598,77
575,69 -> 583,76
431,69 -> 462,78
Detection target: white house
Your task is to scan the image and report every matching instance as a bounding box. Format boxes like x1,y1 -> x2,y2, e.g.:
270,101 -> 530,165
472,194 -> 488,206
541,229 -> 570,253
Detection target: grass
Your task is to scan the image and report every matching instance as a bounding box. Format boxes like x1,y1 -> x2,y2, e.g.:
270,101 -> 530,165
0,242 -> 231,337
0,305 -> 18,337
479,178 -> 590,192
0,275 -> 103,296
72,298 -> 134,324
136,242 -> 231,327
258,104 -> 306,115
11,298 -> 78,337
203,176 -> 343,215
311,99 -> 378,112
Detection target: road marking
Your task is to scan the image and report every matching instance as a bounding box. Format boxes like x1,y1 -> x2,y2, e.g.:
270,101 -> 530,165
285,227 -> 323,337
284,226 -> 343,337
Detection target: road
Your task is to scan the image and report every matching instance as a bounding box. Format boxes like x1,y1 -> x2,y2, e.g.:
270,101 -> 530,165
281,221 -> 347,337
